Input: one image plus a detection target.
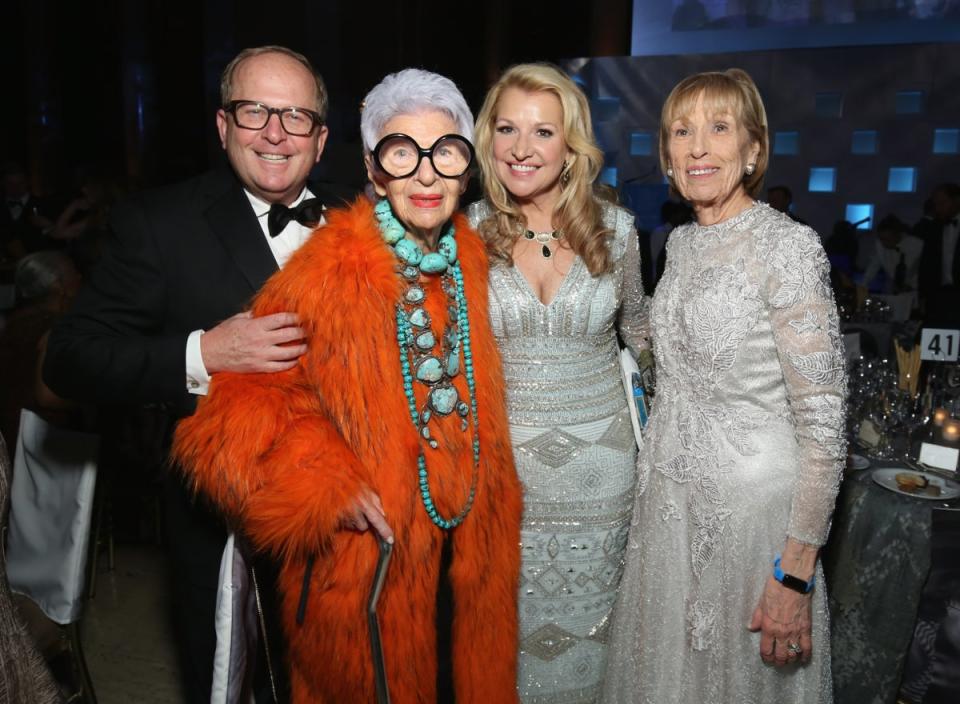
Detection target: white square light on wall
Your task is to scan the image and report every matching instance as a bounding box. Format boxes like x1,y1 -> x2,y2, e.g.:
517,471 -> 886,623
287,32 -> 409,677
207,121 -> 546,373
809,167 -> 836,193
773,131 -> 799,156
600,167 -> 618,187
851,130 -> 878,155
887,167 -> 917,193
933,128 -> 959,154
846,204 -> 874,230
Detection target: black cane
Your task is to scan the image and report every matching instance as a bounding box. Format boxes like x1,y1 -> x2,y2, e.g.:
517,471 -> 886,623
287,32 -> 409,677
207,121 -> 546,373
367,537 -> 394,704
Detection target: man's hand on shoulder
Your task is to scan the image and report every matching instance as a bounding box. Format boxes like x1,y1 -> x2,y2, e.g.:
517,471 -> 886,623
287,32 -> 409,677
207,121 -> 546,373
201,311 -> 307,374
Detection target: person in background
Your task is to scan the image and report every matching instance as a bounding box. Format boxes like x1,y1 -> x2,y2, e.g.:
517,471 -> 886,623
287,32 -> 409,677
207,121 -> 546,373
43,45 -> 345,703
469,62 -> 651,703
49,171 -> 123,276
860,214 -> 923,294
646,199 -> 693,294
0,251 -> 83,450
173,68 -> 522,704
767,184 -> 807,224
823,220 -> 859,312
1,162 -> 54,261
917,182 -> 960,326
604,68 -> 846,704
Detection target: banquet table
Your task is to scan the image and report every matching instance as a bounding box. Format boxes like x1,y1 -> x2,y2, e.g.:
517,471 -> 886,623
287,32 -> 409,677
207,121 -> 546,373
824,460 -> 960,704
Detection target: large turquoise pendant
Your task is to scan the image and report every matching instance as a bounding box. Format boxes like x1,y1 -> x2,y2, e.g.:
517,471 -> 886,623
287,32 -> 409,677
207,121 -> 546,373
405,285 -> 425,304
429,385 -> 459,415
408,307 -> 430,328
415,357 -> 444,383
446,350 -> 459,376
415,331 -> 436,350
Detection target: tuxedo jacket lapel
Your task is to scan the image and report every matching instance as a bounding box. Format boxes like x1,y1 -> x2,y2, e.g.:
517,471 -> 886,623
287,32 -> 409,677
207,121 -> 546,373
204,180 -> 278,293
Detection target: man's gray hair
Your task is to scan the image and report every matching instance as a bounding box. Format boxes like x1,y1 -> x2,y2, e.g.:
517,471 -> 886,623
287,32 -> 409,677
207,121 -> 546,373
360,69 -> 474,153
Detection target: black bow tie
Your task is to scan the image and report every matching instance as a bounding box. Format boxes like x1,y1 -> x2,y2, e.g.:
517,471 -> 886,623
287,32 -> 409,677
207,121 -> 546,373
267,198 -> 322,238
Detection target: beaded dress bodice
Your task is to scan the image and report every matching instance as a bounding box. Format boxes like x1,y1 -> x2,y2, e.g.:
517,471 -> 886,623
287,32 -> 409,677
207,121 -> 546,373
469,200 -> 649,428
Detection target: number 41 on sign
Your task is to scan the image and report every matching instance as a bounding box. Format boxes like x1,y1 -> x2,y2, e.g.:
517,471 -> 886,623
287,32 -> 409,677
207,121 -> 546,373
920,328 -> 960,362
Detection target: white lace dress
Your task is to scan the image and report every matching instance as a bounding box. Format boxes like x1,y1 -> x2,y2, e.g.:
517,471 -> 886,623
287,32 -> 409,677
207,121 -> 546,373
602,203 -> 847,704
468,200 -> 650,704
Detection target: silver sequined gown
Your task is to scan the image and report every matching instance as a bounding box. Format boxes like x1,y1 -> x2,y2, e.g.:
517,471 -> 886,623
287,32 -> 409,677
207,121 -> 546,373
468,200 -> 650,704
602,203 -> 847,704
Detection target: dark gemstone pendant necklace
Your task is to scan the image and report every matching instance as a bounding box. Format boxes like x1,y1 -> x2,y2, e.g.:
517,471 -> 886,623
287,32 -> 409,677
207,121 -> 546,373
524,229 -> 563,258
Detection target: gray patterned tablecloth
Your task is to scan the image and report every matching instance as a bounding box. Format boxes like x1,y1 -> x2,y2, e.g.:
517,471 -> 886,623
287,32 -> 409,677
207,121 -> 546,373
824,464 -> 958,704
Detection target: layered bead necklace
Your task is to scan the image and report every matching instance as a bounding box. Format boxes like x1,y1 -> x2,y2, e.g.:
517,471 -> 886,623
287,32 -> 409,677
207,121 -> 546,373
374,199 -> 479,530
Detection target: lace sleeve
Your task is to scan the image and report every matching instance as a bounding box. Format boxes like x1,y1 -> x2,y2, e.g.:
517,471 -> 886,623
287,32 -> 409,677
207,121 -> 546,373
616,212 -> 652,357
759,222 -> 847,546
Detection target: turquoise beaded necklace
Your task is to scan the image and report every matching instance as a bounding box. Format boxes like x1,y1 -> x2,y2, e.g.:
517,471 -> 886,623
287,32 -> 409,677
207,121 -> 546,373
374,199 -> 479,530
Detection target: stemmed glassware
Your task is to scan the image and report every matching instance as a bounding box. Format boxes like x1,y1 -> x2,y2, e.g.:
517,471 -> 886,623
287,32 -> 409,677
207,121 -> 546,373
846,356 -> 930,462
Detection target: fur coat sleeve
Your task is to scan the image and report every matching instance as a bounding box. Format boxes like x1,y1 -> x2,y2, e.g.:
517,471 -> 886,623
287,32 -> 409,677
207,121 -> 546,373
172,199 -> 404,561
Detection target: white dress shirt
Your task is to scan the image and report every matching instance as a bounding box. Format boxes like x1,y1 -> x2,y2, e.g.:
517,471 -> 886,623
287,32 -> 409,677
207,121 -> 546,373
185,187 -> 322,395
6,194 -> 27,221
861,233 -> 923,293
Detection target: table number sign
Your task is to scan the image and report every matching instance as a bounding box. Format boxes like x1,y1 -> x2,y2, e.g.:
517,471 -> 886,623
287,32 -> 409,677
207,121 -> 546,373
920,328 -> 959,362
858,418 -> 881,448
919,442 -> 959,472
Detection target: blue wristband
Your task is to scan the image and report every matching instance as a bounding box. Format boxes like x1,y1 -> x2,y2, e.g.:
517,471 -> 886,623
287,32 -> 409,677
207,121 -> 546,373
773,554 -> 815,594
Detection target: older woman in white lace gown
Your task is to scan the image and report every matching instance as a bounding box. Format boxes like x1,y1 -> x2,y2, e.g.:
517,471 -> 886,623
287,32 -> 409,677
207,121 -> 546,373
603,69 -> 846,704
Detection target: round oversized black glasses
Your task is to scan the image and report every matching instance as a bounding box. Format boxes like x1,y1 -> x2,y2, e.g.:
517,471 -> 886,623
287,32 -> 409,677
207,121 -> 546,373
224,100 -> 323,136
373,133 -> 474,179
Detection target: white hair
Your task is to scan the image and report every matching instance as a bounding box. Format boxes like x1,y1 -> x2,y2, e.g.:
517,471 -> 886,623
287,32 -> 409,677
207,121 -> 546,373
360,68 -> 474,153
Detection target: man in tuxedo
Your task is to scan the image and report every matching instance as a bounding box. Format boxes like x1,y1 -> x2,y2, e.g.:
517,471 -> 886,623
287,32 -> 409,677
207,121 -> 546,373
43,45 -> 343,703
918,183 -> 960,327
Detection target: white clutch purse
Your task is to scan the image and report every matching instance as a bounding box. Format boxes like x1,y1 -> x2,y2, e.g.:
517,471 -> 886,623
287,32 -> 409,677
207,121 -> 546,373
619,348 -> 649,449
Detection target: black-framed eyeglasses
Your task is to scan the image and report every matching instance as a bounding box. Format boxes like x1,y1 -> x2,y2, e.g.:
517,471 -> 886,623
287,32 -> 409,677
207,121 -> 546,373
372,133 -> 474,179
223,100 -> 323,137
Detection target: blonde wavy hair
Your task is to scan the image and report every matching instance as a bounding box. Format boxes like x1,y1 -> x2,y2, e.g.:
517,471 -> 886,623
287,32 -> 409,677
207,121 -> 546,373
474,63 -> 612,276
659,68 -> 769,199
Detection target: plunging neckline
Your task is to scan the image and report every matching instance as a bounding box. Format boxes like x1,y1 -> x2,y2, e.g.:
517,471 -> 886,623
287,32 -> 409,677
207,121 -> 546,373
509,256 -> 583,308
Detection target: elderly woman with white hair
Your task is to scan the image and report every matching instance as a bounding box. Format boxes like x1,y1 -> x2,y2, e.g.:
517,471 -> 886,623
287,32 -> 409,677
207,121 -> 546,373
173,69 -> 522,703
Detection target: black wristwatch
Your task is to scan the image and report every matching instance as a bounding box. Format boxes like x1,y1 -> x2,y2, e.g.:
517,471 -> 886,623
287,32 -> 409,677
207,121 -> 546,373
773,554 -> 815,594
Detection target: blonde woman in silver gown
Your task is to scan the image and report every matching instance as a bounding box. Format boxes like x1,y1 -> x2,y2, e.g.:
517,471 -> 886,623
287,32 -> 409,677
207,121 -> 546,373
469,63 -> 650,704
603,69 -> 846,704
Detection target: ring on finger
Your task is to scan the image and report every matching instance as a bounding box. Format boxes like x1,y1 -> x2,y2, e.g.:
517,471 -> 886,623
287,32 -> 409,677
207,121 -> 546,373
786,642 -> 802,656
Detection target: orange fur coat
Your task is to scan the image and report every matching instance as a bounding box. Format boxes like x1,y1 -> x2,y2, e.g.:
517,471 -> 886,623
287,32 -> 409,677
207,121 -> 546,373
173,198 -> 522,704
